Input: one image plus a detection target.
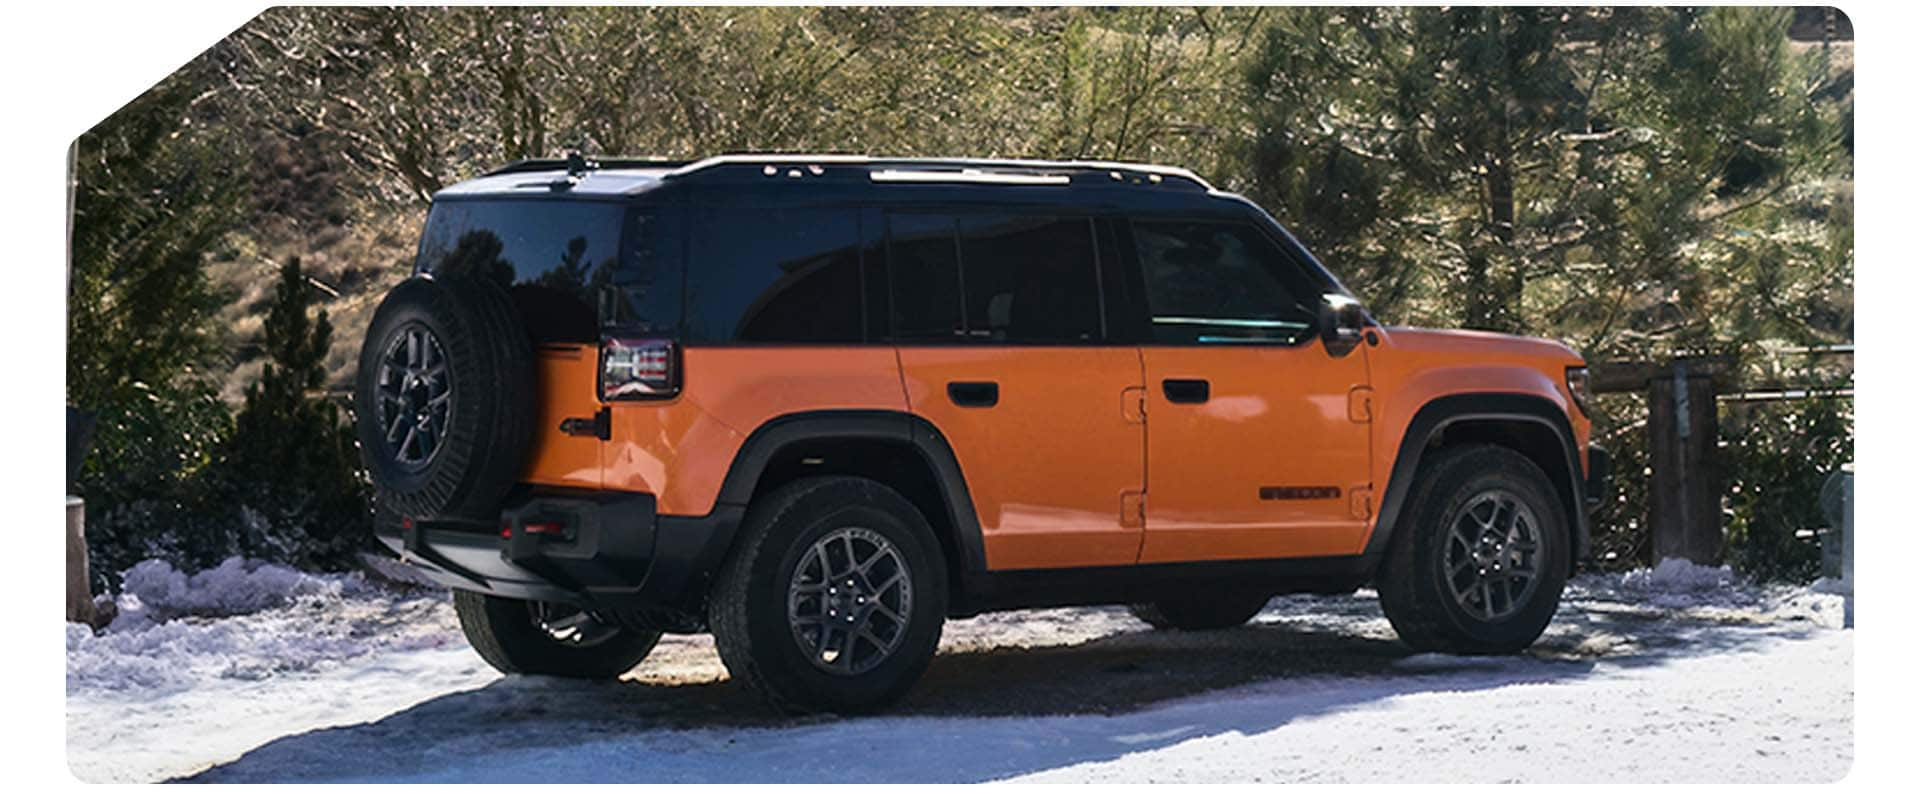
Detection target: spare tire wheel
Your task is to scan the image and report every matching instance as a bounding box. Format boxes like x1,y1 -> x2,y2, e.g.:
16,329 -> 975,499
354,276 -> 536,523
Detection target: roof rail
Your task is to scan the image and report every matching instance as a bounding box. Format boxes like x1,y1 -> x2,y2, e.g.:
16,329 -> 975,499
659,154 -> 1216,191
483,157 -> 695,177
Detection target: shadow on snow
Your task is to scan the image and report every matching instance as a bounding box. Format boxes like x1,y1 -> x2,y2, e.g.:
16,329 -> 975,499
180,601 -> 1820,783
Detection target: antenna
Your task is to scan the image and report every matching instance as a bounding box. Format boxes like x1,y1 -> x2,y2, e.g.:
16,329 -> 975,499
564,150 -> 595,178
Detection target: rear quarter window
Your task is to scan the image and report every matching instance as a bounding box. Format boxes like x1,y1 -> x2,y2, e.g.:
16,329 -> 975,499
683,206 -> 865,343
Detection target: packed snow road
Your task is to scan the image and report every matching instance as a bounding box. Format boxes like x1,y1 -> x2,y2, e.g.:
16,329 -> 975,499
66,558 -> 1851,783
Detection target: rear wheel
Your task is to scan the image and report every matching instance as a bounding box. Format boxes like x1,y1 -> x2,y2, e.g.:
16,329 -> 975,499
709,476 -> 948,714
1377,444 -> 1570,654
453,590 -> 661,679
1129,590 -> 1271,631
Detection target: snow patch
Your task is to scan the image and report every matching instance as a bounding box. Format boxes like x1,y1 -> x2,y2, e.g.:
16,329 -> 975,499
68,558 -> 1852,783
118,557 -> 353,622
68,557 -> 453,697
1620,557 -> 1736,593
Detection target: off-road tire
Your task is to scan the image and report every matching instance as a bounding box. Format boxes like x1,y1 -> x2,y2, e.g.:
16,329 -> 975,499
1377,444 -> 1570,654
354,276 -> 535,523
452,590 -> 661,679
709,476 -> 948,714
1128,590 -> 1271,631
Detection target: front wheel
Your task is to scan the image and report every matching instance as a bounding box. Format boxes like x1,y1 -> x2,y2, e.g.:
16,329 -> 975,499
1377,444 -> 1570,655
709,476 -> 948,714
453,590 -> 661,679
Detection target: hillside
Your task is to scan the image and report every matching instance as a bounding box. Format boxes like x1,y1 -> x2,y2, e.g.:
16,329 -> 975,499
197,35 -> 1852,413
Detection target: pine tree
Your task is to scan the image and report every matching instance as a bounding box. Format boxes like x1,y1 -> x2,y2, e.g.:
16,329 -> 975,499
1242,7 -> 1842,351
69,68 -> 245,585
220,258 -> 370,568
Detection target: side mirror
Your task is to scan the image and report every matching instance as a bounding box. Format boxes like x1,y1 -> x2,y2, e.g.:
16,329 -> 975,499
1319,294 -> 1367,356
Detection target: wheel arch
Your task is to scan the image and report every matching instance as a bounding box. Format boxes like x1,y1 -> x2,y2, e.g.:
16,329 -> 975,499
710,410 -> 987,603
1366,393 -> 1590,574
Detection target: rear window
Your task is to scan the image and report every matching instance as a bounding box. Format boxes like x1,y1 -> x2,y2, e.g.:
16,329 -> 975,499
413,199 -> 681,342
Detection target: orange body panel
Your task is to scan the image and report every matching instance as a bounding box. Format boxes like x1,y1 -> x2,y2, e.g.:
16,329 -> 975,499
520,346 -> 605,491
1136,344 -> 1374,563
897,347 -> 1146,570
1361,328 -> 1592,539
521,329 -> 1589,571
523,345 -> 909,517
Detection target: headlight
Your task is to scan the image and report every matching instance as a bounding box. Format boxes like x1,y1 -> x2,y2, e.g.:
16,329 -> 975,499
1565,366 -> 1593,417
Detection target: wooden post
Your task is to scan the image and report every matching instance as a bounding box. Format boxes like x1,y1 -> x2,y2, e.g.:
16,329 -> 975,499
1646,359 -> 1724,565
67,496 -> 95,625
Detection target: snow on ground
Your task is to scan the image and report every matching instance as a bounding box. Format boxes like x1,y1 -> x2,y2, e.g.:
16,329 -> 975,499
66,558 -> 1851,783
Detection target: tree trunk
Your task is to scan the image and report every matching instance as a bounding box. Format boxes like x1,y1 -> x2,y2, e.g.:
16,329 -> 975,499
1480,95 -> 1521,333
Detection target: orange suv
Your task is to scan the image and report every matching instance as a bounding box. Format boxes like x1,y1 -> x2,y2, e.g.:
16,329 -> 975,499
359,154 -> 1610,713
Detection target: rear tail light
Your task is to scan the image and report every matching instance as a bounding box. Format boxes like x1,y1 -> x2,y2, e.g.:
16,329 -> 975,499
601,337 -> 679,400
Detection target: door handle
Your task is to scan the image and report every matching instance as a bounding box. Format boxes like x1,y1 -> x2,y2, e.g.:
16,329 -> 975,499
1162,378 -> 1210,404
559,407 -> 611,440
947,381 -> 999,408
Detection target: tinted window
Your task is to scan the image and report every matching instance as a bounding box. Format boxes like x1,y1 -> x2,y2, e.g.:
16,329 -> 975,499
957,215 -> 1102,342
1131,221 -> 1321,345
603,209 -> 681,337
685,207 -> 864,343
887,213 -> 964,341
414,200 -> 679,342
888,212 -> 1103,343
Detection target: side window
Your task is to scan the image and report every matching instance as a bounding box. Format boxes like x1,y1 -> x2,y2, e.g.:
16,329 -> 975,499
684,206 -> 864,343
1131,221 -> 1321,345
958,215 -> 1103,343
886,213 -> 964,341
887,212 -> 1103,343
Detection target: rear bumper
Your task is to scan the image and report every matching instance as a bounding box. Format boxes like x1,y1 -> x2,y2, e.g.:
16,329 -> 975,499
375,489 -> 743,612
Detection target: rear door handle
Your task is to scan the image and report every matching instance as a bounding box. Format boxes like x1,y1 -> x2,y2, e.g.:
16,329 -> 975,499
948,381 -> 999,408
1162,378 -> 1210,404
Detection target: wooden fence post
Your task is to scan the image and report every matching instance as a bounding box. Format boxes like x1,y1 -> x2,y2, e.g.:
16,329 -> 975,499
67,496 -> 94,625
1646,359 -> 1725,565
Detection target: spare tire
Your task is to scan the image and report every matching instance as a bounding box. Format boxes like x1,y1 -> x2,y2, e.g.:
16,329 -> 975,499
354,276 -> 535,523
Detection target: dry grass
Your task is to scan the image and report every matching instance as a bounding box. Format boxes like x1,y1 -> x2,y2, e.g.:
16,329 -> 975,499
208,205 -> 422,404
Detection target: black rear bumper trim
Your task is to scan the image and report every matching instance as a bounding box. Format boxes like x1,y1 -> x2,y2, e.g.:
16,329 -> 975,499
375,489 -> 741,612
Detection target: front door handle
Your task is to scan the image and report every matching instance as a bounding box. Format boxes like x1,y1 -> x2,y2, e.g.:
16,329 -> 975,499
1162,378 -> 1210,404
948,381 -> 999,408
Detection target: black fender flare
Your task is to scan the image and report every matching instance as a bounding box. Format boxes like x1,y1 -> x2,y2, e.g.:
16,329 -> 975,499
1364,393 -> 1591,567
711,409 -> 989,573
